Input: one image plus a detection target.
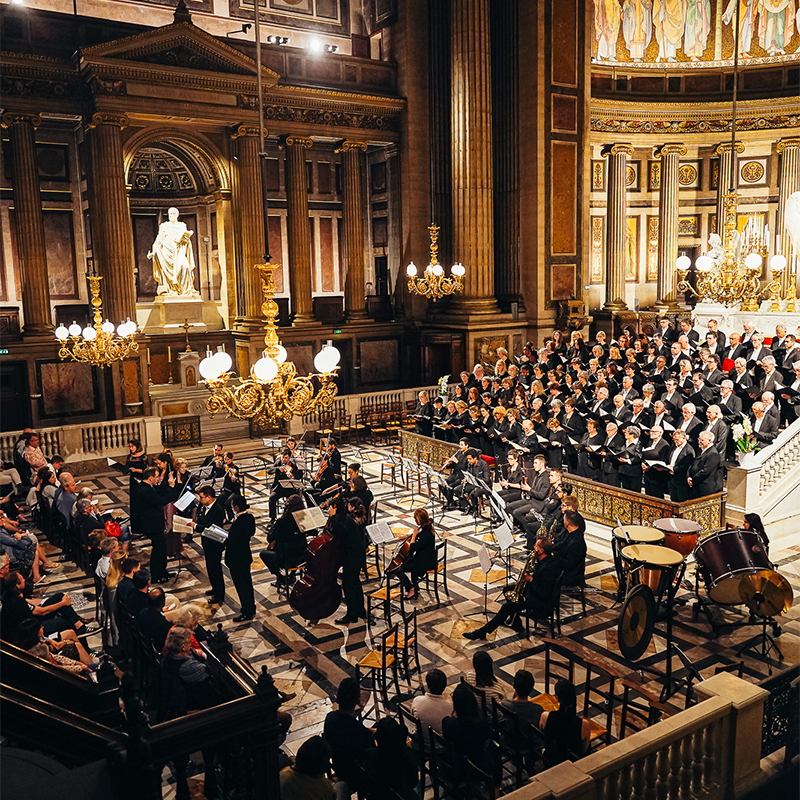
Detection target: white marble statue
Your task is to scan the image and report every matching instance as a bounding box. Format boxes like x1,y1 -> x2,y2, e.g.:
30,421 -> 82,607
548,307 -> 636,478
708,233 -> 726,265
147,207 -> 200,297
784,190 -> 800,255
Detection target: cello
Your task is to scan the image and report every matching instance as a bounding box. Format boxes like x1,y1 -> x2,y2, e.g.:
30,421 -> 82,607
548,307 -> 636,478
289,515 -> 346,621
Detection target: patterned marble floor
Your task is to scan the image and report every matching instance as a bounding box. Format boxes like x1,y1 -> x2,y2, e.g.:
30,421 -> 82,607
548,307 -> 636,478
37,440 -> 800,771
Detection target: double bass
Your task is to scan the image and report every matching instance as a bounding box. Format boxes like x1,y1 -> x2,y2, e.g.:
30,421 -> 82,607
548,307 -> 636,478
289,518 -> 346,621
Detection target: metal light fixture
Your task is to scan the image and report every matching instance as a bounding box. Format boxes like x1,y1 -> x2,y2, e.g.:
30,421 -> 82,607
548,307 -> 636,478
406,224 -> 466,301
674,0 -> 781,312
199,262 -> 340,425
54,276 -> 138,366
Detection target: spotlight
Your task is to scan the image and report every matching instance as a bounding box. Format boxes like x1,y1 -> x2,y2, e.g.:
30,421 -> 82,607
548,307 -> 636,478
309,37 -> 324,52
267,35 -> 290,45
323,44 -> 339,53
226,23 -> 252,37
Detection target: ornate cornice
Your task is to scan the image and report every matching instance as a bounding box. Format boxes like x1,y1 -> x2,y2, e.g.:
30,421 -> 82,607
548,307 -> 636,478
653,143 -> 687,158
592,97 -> 800,136
1,112 -> 42,129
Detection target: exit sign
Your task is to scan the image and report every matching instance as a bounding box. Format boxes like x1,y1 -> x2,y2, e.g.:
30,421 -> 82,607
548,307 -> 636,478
0,349 -> 8,355
333,329 -> 342,334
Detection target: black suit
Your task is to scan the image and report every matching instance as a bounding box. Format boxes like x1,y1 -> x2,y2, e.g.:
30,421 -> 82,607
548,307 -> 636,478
642,438 -> 672,498
576,433 -> 604,482
618,439 -> 643,493
269,458 -> 304,519
759,371 -> 783,396
138,481 -> 175,581
225,511 -> 256,617
413,401 -> 434,436
667,443 -> 695,503
718,393 -> 743,424
461,457 -> 491,511
703,419 -> 729,461
750,413 -> 778,445
196,500 -> 227,601
688,447 -> 723,498
676,415 -> 703,446
600,433 -> 626,487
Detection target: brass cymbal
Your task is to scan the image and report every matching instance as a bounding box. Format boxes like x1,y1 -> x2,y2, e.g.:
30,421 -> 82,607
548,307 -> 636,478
738,570 -> 793,618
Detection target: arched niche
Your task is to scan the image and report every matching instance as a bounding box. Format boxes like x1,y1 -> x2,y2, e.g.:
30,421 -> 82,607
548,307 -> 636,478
123,130 -> 232,321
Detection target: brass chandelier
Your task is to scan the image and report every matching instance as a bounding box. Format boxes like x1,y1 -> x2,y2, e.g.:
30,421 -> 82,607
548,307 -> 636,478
199,262 -> 340,426
406,224 -> 465,301
54,276 -> 139,367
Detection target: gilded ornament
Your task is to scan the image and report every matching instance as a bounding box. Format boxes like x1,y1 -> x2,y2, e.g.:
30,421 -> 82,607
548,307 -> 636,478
740,160 -> 764,183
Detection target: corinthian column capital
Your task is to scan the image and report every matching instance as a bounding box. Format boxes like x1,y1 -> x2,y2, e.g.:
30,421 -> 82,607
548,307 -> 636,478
653,143 -> 687,158
1,112 -> 42,130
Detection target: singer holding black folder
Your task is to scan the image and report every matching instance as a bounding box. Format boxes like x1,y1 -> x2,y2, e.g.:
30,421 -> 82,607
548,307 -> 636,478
126,439 -> 147,535
413,391 -> 434,437
192,485 -> 227,604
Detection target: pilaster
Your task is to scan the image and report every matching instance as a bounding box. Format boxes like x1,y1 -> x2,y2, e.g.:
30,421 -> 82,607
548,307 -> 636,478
602,143 -> 633,311
338,140 -> 368,322
777,138 -> 800,297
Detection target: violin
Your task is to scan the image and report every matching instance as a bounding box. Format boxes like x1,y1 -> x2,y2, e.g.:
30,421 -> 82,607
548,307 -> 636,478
289,516 -> 346,621
313,454 -> 329,483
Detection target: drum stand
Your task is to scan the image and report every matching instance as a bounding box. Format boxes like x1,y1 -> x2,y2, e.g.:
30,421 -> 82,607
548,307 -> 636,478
735,616 -> 783,675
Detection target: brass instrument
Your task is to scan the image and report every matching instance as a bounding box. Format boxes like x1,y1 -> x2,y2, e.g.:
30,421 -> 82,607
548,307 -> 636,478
504,549 -> 538,604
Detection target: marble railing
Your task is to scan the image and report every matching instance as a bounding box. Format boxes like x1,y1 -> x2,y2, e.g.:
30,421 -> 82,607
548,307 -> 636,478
504,674 -> 769,800
725,415 -> 800,525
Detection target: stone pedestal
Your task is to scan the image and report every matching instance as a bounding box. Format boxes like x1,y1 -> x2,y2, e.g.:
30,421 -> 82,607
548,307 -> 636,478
137,297 -> 226,333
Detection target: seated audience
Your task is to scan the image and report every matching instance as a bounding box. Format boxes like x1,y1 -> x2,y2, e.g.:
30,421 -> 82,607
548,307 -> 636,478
361,717 -> 418,800
279,736 -> 336,800
442,683 -> 493,775
538,679 -> 591,764
411,668 -> 453,734
464,650 -> 506,703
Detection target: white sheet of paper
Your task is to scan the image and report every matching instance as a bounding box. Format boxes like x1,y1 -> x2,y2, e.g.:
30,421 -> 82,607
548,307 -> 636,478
293,507 -> 328,532
172,517 -> 193,534
495,522 -> 514,551
202,525 -> 228,544
366,521 -> 396,545
478,544 -> 492,575
106,457 -> 115,466
174,491 -> 196,512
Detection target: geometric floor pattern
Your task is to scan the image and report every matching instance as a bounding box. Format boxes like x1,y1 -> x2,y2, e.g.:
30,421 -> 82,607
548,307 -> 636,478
38,441 -> 800,765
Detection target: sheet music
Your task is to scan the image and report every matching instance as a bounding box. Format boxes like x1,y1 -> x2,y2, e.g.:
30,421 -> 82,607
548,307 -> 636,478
172,517 -> 193,534
279,479 -> 304,489
106,457 -> 116,467
174,491 -> 196,512
478,544 -> 492,575
495,522 -> 514,551
202,525 -> 228,544
293,507 -> 328,532
366,521 -> 396,545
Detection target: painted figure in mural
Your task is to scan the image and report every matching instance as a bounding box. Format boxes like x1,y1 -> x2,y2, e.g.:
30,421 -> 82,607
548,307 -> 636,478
653,0 -> 687,61
783,191 -> 800,256
722,0 -> 758,57
756,0 -> 796,56
147,207 -> 200,297
622,0 -> 654,60
594,0 -> 623,60
684,0 -> 712,60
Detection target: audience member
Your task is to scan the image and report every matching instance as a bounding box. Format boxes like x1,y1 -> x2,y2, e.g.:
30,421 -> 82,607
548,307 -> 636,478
538,679 -> 591,764
279,736 -> 335,800
411,668 -> 453,734
136,587 -> 174,650
442,683 -> 493,776
361,717 -> 418,800
464,651 -> 505,702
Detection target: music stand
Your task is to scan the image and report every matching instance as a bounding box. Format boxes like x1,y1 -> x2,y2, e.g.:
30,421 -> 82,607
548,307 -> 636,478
466,544 -> 498,620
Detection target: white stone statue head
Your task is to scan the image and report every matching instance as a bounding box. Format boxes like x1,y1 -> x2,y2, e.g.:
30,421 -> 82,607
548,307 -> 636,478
708,233 -> 722,248
168,207 -> 179,222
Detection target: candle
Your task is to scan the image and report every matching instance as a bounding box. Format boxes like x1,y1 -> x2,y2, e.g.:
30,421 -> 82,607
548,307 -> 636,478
167,346 -> 172,362
146,348 -> 151,365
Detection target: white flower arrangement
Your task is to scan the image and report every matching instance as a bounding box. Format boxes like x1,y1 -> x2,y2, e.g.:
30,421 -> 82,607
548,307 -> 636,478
732,417 -> 759,453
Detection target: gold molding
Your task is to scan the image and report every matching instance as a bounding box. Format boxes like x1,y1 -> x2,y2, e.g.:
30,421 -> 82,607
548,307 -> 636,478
335,140 -> 368,153
653,143 -> 687,158
777,138 -> 800,153
714,142 -> 745,156
230,124 -> 262,140
602,143 -> 634,158
1,112 -> 42,130
88,112 -> 128,130
279,135 -> 313,150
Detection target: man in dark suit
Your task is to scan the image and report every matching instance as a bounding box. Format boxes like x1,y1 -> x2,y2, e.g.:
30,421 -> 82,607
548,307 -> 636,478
740,322 -> 759,351
780,362 -> 800,423
667,430 -> 695,502
463,537 -> 560,639
225,495 -> 256,622
724,332 -> 748,364
589,386 -> 614,416
781,335 -> 800,370
412,391 -> 434,437
642,426 -> 672,498
628,398 -> 654,432
600,421 -> 626,487
661,379 -> 685,416
688,432 -> 723,498
679,318 -> 699,348
136,587 -> 174,650
676,403 -> 703,446
441,438 -> 471,509
193,485 -> 227,604
610,395 -> 632,425
508,454 -> 551,523
702,405 -> 729,461
617,426 -> 644,493
706,319 -> 726,350
758,357 -> 783,396
460,449 -> 492,515
657,317 -> 678,345
138,467 -> 176,584
747,335 -> 771,374
718,380 -> 743,423
690,372 -> 717,408
750,402 -> 779,445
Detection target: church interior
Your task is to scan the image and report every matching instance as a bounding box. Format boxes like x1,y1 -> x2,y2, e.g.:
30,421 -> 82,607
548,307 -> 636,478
1,0 -> 799,798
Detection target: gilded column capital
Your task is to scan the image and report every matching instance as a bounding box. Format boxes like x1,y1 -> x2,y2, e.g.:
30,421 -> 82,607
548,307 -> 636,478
653,143 -> 687,158
777,138 -> 800,154
335,140 -> 367,154
1,112 -> 42,130
89,112 -> 128,130
602,143 -> 634,158
230,124 -> 262,140
279,135 -> 313,150
714,142 -> 744,157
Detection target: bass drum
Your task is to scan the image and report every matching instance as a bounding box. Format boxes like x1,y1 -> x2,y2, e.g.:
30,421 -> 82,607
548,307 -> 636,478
693,529 -> 771,605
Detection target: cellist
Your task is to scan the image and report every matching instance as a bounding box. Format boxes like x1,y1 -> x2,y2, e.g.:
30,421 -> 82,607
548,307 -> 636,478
395,508 -> 437,600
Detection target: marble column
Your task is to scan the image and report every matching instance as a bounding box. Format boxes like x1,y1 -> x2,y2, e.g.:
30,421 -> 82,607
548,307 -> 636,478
282,136 -> 315,324
654,143 -> 687,310
714,141 -> 744,226
230,125 -> 268,330
1,112 -> 52,335
777,138 -> 800,296
450,0 -> 497,313
338,140 -> 368,321
88,113 -> 136,324
602,143 -> 633,311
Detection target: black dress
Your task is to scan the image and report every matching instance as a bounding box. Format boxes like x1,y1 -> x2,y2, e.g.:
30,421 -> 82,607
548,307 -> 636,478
126,452 -> 147,534
398,524 -> 437,592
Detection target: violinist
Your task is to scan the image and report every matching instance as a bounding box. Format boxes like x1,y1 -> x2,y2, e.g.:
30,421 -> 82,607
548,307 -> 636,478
396,508 -> 437,600
218,452 -> 241,521
126,438 -> 148,535
201,444 -> 226,480
346,465 -> 373,513
441,438 -> 470,511
269,448 -> 304,521
154,451 -> 181,558
173,457 -> 197,539
312,440 -> 342,493
327,497 -> 366,625
261,494 -> 307,588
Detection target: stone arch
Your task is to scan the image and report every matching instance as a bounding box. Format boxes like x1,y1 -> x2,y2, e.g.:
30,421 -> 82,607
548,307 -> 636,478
123,127 -> 230,192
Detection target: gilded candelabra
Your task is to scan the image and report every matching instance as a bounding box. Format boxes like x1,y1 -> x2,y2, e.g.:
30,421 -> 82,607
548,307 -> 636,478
676,193 -> 781,310
54,276 -> 139,366
200,263 -> 340,426
406,225 -> 466,301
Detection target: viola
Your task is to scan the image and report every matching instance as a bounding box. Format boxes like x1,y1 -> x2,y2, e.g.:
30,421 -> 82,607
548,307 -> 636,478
289,524 -> 346,621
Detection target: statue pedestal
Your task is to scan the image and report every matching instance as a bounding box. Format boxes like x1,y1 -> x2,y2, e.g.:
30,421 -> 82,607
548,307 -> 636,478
137,297 -> 226,334
692,301 -> 800,337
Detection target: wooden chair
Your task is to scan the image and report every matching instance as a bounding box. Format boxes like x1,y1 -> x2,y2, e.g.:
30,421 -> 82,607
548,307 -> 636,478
560,580 -> 588,619
422,540 -> 450,605
332,412 -> 353,444
386,607 -> 420,681
402,400 -> 417,430
397,702 -> 433,795
524,571 -> 563,639
353,411 -> 370,444
428,728 -> 496,800
459,677 -> 489,717
276,561 -> 307,595
315,412 -> 336,446
369,412 -> 391,447
490,698 -> 546,790
380,445 -> 403,485
356,622 -> 400,706
618,678 -> 672,739
367,570 -> 405,626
